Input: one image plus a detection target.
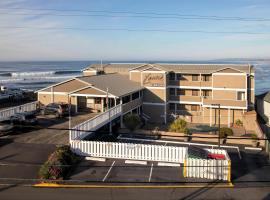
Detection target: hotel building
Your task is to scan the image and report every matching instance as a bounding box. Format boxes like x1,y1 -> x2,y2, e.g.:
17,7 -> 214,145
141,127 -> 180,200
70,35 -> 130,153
37,63 -> 255,127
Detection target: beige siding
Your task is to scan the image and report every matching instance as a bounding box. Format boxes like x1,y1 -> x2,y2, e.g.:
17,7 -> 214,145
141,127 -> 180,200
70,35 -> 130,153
213,90 -> 237,100
83,71 -> 96,76
130,72 -> 141,83
38,93 -> 69,105
213,75 -> 246,88
143,89 -> 165,103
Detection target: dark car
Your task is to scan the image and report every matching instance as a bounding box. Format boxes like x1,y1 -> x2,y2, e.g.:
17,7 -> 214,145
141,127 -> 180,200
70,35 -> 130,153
0,120 -> 14,135
40,102 -> 69,118
10,112 -> 38,125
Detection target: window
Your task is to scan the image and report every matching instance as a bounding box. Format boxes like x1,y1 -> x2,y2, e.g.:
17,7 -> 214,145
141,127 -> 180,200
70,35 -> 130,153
177,89 -> 185,96
169,73 -> 175,80
177,104 -> 186,110
176,73 -> 182,80
191,105 -> 199,111
202,90 -> 211,97
237,92 -> 245,100
169,88 -> 175,96
122,95 -> 131,104
169,103 -> 175,111
192,75 -> 199,81
202,75 -> 210,81
94,98 -> 101,104
192,90 -> 199,96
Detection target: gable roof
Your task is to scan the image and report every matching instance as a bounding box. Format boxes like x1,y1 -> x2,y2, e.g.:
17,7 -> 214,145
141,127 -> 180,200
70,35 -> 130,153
77,73 -> 144,97
257,91 -> 270,103
84,63 -> 254,74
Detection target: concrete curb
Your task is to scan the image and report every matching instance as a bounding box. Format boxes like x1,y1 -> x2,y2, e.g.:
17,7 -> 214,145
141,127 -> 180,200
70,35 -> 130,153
33,182 -> 234,189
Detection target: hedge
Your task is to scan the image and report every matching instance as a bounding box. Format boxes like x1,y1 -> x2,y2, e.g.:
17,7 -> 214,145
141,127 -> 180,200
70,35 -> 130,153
38,145 -> 81,180
219,127 -> 233,138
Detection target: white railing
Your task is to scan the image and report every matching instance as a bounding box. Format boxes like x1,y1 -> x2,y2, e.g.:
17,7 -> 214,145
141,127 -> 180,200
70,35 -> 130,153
0,101 -> 39,121
71,140 -> 187,163
184,149 -> 231,181
70,104 -> 122,140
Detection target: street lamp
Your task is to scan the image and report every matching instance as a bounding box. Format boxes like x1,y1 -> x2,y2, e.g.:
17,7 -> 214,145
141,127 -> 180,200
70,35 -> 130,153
211,103 -> 221,147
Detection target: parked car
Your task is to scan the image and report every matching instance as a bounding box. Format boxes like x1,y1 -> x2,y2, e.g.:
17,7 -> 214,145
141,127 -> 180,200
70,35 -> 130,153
40,102 -> 69,118
10,111 -> 38,126
0,120 -> 14,135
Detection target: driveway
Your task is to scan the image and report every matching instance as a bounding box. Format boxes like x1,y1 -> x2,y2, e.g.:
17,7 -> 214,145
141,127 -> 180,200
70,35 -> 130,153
0,141 -> 55,182
9,112 -> 98,145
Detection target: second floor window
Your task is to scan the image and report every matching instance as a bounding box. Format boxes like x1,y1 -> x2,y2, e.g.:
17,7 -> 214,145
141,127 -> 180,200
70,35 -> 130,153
177,89 -> 185,96
192,75 -> 199,81
237,91 -> 245,100
177,104 -> 186,110
202,75 -> 211,81
202,90 -> 211,97
176,73 -> 182,80
192,90 -> 199,96
169,73 -> 175,80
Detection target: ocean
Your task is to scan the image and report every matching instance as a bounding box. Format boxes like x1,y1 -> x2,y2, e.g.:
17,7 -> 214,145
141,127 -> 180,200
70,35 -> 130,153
0,60 -> 269,95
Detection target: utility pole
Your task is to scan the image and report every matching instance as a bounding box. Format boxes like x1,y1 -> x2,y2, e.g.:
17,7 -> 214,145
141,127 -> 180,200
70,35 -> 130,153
212,103 -> 221,147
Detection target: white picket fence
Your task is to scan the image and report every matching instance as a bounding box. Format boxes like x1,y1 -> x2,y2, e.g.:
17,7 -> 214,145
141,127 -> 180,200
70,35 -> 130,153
0,101 -> 39,121
184,149 -> 231,181
71,140 -> 188,163
70,104 -> 122,140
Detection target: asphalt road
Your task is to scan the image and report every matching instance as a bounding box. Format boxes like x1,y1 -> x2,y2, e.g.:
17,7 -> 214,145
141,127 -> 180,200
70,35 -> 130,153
0,185 -> 270,200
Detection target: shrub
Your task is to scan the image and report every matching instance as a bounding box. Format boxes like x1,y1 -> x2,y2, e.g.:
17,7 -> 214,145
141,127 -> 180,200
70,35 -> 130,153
184,128 -> 192,136
123,114 -> 141,132
219,127 -> 233,138
168,118 -> 187,133
38,145 -> 80,180
235,119 -> 243,127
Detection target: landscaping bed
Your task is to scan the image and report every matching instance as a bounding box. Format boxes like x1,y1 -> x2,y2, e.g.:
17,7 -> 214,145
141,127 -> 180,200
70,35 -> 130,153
38,145 -> 81,181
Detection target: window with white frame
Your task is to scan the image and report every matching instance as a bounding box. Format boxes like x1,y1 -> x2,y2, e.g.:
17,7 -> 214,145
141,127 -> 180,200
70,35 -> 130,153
237,91 -> 245,101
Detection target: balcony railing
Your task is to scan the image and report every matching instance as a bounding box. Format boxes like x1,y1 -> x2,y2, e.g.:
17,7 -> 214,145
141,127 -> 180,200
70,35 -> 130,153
169,80 -> 212,87
122,97 -> 143,114
169,95 -> 202,103
202,97 -> 247,108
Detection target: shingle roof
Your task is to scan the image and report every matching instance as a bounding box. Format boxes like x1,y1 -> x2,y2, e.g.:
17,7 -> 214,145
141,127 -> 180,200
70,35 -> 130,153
85,63 -> 254,74
257,91 -> 270,103
77,73 -> 143,97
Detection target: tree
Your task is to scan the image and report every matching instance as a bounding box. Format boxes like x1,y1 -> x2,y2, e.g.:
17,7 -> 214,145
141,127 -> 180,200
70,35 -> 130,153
123,114 -> 141,132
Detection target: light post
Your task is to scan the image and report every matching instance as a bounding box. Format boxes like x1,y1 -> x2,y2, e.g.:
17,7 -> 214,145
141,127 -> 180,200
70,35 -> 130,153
211,103 -> 221,147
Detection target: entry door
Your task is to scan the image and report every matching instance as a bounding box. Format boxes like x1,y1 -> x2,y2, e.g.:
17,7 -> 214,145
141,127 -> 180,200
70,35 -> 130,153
77,96 -> 87,111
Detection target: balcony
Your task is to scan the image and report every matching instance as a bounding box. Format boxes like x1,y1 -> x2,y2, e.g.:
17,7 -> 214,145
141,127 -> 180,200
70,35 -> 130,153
202,97 -> 247,108
169,95 -> 202,103
169,80 -> 212,88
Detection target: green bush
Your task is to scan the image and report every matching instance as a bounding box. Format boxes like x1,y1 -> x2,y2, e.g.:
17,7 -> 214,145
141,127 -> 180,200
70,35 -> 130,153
235,119 -> 243,127
168,118 -> 187,133
219,127 -> 233,138
123,114 -> 141,132
38,145 -> 80,180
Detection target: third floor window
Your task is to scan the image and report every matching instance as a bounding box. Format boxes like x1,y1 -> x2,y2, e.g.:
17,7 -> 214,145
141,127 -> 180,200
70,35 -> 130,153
177,89 -> 185,96
192,90 -> 199,96
192,75 -> 199,81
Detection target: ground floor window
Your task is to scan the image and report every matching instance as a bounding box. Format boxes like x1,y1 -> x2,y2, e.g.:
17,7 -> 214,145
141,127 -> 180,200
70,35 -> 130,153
191,105 -> 200,111
177,104 -> 186,111
169,103 -> 175,111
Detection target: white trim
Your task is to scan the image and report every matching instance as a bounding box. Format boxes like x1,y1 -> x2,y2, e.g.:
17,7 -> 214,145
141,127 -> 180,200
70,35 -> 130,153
83,70 -> 97,75
145,86 -> 166,90
130,70 -> 140,72
68,85 -> 93,95
70,94 -> 115,98
143,102 -> 165,106
168,85 -> 212,90
212,67 -> 245,74
203,105 -> 247,110
141,70 -> 166,73
169,101 -> 202,105
38,91 -> 68,95
212,73 -> 246,76
212,88 -> 246,91
128,63 -> 148,71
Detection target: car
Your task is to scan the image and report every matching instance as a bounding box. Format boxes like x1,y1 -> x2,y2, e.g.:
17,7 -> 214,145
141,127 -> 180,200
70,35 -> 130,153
40,102 -> 69,118
0,120 -> 14,135
10,112 -> 38,126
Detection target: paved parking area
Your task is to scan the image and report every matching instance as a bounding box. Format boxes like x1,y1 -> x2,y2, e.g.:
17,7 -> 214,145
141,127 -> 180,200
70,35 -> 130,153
7,112 -> 98,145
70,158 -> 185,184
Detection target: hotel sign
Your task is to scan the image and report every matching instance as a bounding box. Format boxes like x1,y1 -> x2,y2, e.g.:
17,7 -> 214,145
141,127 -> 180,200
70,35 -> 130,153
143,73 -> 164,87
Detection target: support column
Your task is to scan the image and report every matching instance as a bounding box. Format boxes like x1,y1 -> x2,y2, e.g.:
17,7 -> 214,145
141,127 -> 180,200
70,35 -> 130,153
228,108 -> 231,127
101,98 -> 104,112
210,107 -> 212,126
120,98 -> 124,128
51,86 -> 54,103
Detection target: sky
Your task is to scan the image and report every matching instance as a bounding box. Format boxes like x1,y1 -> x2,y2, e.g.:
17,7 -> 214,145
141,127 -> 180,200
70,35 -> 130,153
0,0 -> 270,61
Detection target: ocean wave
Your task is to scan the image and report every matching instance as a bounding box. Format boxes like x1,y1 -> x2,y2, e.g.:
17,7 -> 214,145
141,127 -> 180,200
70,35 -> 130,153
0,75 -> 77,83
0,70 -> 81,77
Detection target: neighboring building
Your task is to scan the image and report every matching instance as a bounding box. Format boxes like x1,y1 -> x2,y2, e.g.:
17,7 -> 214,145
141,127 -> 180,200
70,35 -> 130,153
256,91 -> 270,126
37,63 -> 255,126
